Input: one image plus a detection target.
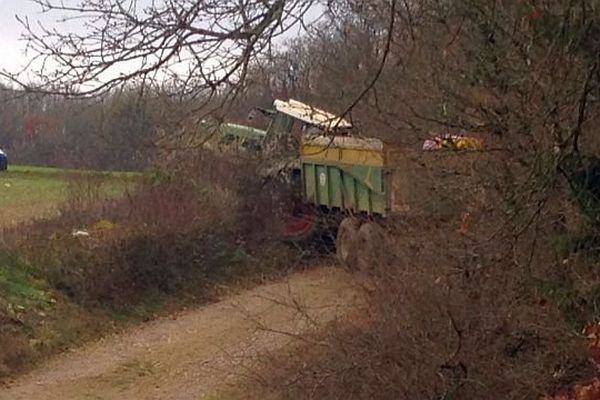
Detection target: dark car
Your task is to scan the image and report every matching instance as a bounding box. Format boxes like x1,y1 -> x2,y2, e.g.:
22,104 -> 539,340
0,149 -> 7,171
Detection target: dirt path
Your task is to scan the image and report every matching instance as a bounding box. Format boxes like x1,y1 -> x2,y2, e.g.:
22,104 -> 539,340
0,267 -> 357,400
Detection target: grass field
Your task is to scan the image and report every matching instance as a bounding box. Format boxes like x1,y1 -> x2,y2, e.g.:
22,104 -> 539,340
0,165 -> 140,377
0,165 -> 138,227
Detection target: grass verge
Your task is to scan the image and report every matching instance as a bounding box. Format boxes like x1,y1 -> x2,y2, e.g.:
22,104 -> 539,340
0,165 -> 138,226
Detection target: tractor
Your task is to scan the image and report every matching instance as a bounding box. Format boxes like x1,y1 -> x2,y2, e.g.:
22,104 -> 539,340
217,99 -> 484,266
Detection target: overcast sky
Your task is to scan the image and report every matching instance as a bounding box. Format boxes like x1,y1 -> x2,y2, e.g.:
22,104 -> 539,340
0,0 -> 47,72
0,1 -> 324,78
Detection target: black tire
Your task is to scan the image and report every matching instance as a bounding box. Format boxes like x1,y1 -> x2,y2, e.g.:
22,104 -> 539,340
280,203 -> 318,243
355,221 -> 389,273
280,204 -> 339,254
336,217 -> 360,269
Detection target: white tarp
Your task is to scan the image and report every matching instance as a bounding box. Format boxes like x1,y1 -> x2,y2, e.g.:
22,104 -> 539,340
303,135 -> 383,151
273,99 -> 352,130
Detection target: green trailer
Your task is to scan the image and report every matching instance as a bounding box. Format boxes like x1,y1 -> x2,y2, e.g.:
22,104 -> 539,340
298,133 -> 483,270
213,99 -> 425,261
211,98 -> 482,269
296,135 -> 403,269
301,136 -> 401,217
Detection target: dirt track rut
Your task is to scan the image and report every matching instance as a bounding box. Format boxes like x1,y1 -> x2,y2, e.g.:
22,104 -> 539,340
0,267 -> 356,400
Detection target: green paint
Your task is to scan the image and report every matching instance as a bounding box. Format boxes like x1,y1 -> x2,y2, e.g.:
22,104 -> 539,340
302,161 -> 388,215
219,123 -> 267,141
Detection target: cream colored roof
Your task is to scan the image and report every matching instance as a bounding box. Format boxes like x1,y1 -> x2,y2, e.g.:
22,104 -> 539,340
273,99 -> 352,130
303,135 -> 383,151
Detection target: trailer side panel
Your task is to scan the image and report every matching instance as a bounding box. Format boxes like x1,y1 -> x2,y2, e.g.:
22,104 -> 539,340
301,139 -> 388,215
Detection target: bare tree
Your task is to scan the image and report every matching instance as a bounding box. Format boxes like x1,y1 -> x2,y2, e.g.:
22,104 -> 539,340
3,0 -> 318,102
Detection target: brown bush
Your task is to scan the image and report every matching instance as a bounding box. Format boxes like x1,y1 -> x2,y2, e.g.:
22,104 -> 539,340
241,240 -> 592,400
30,225 -> 249,307
234,152 -> 598,400
7,151 -> 302,310
0,334 -> 32,378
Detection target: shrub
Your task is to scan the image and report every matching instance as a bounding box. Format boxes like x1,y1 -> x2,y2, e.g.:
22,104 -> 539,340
236,153 -> 598,400
8,151 -> 301,310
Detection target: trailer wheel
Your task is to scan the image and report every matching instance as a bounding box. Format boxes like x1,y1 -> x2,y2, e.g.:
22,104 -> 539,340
336,217 -> 360,269
356,222 -> 388,273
